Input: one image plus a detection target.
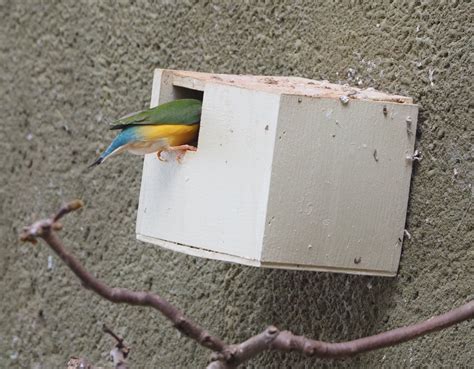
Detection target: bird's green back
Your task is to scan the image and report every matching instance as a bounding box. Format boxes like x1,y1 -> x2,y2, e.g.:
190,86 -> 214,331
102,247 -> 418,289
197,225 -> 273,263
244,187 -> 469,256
110,99 -> 202,130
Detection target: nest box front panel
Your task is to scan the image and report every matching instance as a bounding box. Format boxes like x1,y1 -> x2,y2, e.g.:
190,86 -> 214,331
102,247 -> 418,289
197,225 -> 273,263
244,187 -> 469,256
137,76 -> 279,261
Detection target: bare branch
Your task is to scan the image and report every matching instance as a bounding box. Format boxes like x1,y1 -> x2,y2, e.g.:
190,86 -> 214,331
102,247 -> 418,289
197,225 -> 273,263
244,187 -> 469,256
208,300 -> 474,368
53,199 -> 84,222
20,200 -> 225,354
103,324 -> 125,348
22,200 -> 473,369
103,325 -> 130,369
66,326 -> 130,369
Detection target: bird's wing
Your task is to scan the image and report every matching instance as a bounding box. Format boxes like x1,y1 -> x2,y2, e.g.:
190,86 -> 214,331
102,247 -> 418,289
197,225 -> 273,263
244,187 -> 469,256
110,99 -> 202,130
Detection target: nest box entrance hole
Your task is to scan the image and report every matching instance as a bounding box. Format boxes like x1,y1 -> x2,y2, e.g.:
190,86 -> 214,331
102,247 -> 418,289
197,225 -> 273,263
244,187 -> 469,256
171,85 -> 204,149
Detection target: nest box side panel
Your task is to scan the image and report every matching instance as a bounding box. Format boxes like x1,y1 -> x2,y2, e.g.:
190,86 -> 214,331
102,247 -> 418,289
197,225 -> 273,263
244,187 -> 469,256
137,79 -> 280,262
261,95 -> 418,276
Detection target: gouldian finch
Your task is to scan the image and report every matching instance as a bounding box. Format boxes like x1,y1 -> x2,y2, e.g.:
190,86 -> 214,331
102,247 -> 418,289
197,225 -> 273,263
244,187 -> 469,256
90,99 -> 201,167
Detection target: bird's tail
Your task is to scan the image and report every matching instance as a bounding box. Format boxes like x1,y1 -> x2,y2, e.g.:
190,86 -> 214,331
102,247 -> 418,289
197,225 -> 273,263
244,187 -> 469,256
88,128 -> 138,169
88,156 -> 104,168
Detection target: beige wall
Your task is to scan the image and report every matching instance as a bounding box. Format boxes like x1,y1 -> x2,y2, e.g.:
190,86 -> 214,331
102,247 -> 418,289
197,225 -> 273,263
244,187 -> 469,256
0,1 -> 471,368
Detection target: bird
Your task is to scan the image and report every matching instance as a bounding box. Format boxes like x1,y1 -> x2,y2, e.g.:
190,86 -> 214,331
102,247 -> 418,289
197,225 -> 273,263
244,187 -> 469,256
89,98 -> 201,167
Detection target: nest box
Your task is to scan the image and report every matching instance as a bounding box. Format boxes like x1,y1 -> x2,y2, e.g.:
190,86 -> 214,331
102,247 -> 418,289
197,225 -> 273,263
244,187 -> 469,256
136,69 -> 418,276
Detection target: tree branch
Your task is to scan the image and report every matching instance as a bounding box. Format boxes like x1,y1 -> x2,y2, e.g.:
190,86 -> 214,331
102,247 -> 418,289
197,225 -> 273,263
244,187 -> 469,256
20,200 -> 225,354
207,301 -> 474,368
21,200 -> 473,368
66,325 -> 130,369
103,325 -> 130,369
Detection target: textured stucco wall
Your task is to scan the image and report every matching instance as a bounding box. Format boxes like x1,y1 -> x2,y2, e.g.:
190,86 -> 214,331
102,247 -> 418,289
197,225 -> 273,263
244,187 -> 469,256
0,1 -> 472,368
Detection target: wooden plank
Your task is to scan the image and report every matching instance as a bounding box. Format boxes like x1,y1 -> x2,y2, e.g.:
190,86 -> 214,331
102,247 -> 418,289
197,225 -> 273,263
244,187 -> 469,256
261,95 -> 417,274
168,69 -> 414,103
136,72 -> 280,261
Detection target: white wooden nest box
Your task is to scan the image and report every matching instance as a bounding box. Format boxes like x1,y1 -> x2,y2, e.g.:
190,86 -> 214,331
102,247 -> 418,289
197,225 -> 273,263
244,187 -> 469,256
136,69 -> 418,277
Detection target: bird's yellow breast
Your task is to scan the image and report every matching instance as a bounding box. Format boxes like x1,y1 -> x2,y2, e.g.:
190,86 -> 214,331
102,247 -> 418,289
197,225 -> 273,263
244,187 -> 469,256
136,124 -> 199,146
